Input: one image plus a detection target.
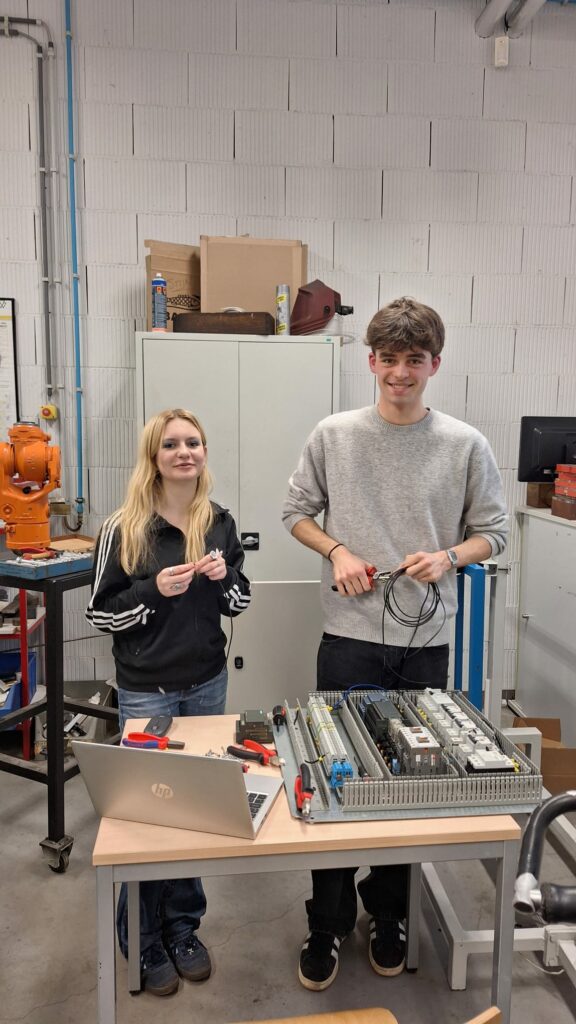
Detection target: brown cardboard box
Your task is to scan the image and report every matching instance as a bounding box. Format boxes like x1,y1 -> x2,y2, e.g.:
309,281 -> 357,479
526,482 -> 554,508
513,716 -> 576,795
145,240 -> 200,331
200,236 -> 308,318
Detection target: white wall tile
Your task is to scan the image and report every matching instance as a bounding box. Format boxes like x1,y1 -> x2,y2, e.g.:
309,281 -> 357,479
82,211 -> 137,265
327,272 -> 380,353
1,262 -> 41,316
466,375 -> 559,422
388,63 -> 483,119
88,467 -> 132,516
442,327 -> 515,375
429,224 -> 523,275
378,274 -> 473,325
0,39 -> 34,100
337,4 -> 434,61
0,102 -> 30,151
335,222 -> 428,273
531,6 -> 576,69
75,0 -> 133,47
63,657 -> 96,684
187,163 -> 284,216
472,275 -> 565,325
237,0 -> 336,58
484,67 -> 576,124
18,364 -> 46,418
431,120 -> 525,172
0,210 -> 36,261
526,124 -> 576,174
135,0 -> 236,52
477,172 -> 571,225
133,107 -> 233,162
137,214 -> 237,260
290,58 -> 386,115
14,316 -> 39,366
77,103 -> 133,157
85,48 -> 188,105
558,375 -> 576,414
340,373 -> 375,413
435,6 -> 531,66
563,278 -> 576,325
0,153 -> 38,207
522,225 -> 576,275
84,158 -> 186,213
87,419 -> 137,468
514,328 -> 576,375
87,266 -> 145,319
425,373 -> 467,420
189,54 -> 288,110
381,170 -> 477,222
467,422 -> 518,469
82,318 -> 136,369
286,167 -> 381,220
334,115 -> 430,168
235,111 -> 333,166
237,216 -> 334,273
82,365 -> 135,419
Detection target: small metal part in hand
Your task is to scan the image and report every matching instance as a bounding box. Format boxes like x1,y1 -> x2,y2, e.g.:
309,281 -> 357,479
209,548 -> 222,560
170,582 -> 182,591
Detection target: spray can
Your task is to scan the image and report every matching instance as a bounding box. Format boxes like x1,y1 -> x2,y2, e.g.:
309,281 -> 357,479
151,272 -> 168,331
275,284 -> 290,335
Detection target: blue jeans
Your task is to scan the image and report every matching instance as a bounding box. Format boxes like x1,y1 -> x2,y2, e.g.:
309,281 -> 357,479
116,669 -> 228,957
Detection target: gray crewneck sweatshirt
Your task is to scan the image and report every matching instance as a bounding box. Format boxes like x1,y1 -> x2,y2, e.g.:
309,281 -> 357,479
282,406 -> 508,647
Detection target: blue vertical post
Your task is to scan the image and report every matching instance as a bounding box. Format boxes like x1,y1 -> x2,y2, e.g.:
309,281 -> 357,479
453,565 -> 486,709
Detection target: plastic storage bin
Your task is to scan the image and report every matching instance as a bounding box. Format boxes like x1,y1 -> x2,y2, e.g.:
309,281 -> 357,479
0,651 -> 37,721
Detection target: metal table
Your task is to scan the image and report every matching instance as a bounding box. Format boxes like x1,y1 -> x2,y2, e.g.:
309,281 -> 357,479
0,567 -> 116,872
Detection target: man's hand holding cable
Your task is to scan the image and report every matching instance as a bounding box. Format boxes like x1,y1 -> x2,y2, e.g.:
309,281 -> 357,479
330,546 -> 374,596
401,550 -> 451,583
156,562 -> 196,597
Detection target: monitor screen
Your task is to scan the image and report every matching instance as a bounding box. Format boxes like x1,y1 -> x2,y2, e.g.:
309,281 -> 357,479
518,416 -> 576,482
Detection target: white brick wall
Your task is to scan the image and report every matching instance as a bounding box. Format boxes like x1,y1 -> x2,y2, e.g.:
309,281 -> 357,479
3,0 -> 576,683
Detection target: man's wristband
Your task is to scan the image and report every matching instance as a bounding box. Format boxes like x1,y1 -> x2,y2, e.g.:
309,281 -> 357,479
327,542 -> 344,562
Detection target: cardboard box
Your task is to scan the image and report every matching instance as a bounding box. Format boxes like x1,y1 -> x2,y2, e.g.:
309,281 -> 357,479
526,482 -> 554,508
513,716 -> 576,795
200,236 -> 308,318
145,240 -> 200,331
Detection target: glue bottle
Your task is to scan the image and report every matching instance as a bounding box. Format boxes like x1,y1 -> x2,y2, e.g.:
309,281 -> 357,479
151,273 -> 167,331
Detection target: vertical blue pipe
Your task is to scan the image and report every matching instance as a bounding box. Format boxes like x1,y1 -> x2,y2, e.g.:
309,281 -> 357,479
64,0 -> 84,516
454,570 -> 465,691
465,564 -> 485,710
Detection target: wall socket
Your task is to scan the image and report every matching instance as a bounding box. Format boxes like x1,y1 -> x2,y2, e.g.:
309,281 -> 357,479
494,35 -> 509,68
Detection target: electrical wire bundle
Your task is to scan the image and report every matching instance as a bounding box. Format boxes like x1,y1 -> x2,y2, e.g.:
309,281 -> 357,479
380,567 -> 446,684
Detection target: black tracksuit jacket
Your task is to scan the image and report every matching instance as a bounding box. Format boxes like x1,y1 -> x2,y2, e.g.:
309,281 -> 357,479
85,503 -> 251,692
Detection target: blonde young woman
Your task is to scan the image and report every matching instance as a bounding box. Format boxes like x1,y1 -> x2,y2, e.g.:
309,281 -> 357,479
86,409 -> 251,997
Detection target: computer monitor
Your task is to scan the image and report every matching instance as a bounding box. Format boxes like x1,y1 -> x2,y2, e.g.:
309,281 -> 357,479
518,416 -> 576,482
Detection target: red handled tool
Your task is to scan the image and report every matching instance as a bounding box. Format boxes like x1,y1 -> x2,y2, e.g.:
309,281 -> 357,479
294,763 -> 314,818
226,739 -> 284,767
331,565 -> 392,592
122,732 -> 185,750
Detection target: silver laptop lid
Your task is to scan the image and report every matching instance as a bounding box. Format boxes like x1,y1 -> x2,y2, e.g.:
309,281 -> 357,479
72,741 -> 283,840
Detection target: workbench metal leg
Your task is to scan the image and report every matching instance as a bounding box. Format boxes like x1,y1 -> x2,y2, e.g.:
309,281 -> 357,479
422,862 -> 470,989
406,863 -> 421,971
127,882 -> 141,993
97,867 -> 116,1024
492,840 -> 520,1024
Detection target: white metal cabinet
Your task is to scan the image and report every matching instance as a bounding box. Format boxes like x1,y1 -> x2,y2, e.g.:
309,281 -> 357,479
135,333 -> 341,710
516,506 -> 576,744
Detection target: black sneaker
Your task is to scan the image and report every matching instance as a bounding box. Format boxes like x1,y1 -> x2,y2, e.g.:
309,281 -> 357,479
368,917 -> 406,977
298,931 -> 345,991
140,939 -> 179,996
168,932 -> 212,982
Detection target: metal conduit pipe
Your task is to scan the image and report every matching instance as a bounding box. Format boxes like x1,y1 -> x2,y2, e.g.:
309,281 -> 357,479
475,0 -> 511,37
506,0 -> 548,36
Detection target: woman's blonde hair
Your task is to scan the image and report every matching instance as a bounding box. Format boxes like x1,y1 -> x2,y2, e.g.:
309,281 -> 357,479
117,409 -> 214,574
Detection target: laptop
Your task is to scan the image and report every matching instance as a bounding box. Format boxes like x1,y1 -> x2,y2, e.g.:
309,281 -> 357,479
72,741 -> 284,840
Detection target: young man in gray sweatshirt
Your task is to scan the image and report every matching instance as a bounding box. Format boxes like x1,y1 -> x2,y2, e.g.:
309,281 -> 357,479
282,296 -> 508,992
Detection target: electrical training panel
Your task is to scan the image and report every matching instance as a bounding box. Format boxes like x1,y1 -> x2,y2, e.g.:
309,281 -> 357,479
276,689 -> 542,822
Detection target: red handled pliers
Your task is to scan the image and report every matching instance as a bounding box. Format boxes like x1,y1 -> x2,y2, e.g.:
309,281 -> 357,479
122,732 -> 185,750
331,565 -> 392,592
226,739 -> 284,767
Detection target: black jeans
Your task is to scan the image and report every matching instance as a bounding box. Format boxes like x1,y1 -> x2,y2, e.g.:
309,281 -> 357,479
307,634 -> 449,937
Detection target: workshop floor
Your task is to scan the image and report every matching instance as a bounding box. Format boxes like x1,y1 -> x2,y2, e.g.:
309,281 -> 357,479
3,766 -> 576,1024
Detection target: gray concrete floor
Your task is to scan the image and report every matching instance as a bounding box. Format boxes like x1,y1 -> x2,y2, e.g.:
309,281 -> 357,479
2,766 -> 576,1024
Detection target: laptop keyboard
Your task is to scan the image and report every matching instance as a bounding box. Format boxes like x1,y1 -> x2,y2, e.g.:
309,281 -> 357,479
247,791 -> 267,818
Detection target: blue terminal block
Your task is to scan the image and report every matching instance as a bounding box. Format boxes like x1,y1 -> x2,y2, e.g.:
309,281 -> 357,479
328,759 -> 354,788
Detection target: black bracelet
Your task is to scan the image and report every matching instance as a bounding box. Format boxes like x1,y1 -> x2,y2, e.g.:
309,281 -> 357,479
327,542 -> 344,562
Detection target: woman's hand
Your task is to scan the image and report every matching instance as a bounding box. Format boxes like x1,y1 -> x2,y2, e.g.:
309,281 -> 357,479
194,549 -> 227,582
156,562 -> 196,597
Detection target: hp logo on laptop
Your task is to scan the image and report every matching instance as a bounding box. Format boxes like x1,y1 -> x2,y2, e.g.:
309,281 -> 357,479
151,782 -> 174,799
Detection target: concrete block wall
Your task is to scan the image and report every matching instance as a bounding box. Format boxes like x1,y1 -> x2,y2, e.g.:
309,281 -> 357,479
1,0 -> 576,689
